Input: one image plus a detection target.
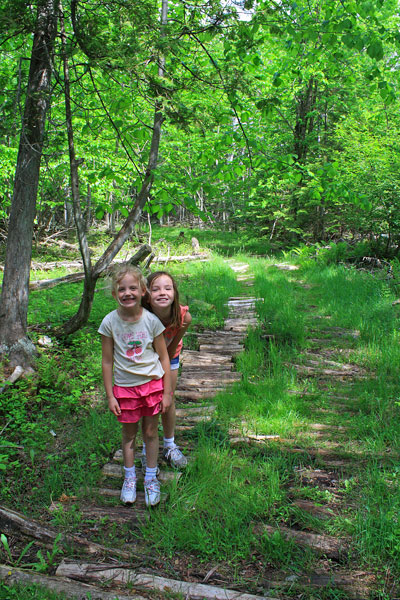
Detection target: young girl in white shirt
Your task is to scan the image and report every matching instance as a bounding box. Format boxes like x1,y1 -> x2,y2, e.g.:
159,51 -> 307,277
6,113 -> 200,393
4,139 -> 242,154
98,265 -> 172,507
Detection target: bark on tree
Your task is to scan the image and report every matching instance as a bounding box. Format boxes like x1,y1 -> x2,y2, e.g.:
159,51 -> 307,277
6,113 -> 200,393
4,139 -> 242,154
60,0 -> 169,336
0,0 -> 58,368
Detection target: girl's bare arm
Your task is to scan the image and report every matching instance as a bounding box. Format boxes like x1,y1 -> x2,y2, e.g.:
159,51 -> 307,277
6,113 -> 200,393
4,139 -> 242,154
167,310 -> 192,359
153,333 -> 172,413
101,335 -> 121,416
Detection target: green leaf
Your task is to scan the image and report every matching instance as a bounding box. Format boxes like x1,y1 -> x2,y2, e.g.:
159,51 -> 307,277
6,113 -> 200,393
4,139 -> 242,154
367,41 -> 384,61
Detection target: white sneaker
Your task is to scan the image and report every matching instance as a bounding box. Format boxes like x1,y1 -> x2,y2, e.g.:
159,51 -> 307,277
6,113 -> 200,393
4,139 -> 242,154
144,478 -> 161,507
162,446 -> 188,469
120,477 -> 137,504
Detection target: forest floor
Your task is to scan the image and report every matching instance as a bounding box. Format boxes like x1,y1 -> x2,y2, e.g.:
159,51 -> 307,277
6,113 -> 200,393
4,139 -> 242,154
1,254 -> 399,600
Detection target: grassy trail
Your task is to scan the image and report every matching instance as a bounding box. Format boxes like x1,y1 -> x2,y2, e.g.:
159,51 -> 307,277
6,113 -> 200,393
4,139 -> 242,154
2,254 -> 400,600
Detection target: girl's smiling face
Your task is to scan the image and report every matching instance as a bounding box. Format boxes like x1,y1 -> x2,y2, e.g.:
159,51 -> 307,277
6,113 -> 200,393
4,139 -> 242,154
113,273 -> 145,311
149,275 -> 175,311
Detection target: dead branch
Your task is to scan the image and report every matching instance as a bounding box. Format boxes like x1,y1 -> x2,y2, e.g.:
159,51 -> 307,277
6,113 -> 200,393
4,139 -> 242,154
29,244 -> 152,291
0,564 -> 146,600
56,560 -> 270,600
257,524 -> 349,560
40,238 -> 78,250
28,248 -> 209,291
0,505 -> 131,560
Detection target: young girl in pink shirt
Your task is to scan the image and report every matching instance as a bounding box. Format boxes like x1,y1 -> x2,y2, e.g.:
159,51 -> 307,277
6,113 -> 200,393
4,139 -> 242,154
142,271 -> 191,469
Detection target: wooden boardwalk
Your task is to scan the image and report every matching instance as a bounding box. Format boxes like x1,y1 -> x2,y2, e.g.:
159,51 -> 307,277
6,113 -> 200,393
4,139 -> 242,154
1,261 -> 386,599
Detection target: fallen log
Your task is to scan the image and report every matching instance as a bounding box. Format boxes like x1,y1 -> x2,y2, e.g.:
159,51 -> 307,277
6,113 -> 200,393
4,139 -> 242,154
28,247 -> 209,291
0,564 -> 146,600
56,561 -> 277,600
0,505 -> 131,559
31,260 -> 83,270
258,524 -> 350,560
153,252 -> 209,263
30,272 -> 86,291
29,245 -> 152,292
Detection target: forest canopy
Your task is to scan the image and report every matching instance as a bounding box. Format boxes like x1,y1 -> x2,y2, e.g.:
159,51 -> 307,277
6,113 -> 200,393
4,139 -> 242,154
1,0 -> 400,367
1,0 -> 399,247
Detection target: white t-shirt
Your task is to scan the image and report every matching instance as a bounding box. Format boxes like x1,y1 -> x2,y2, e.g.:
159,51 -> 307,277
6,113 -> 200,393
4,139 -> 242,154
98,308 -> 165,387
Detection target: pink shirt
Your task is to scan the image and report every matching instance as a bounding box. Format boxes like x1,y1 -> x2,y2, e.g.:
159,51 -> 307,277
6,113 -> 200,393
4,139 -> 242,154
164,305 -> 189,358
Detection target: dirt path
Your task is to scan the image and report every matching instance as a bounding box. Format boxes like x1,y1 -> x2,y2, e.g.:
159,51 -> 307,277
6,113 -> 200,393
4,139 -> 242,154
2,261 -> 392,599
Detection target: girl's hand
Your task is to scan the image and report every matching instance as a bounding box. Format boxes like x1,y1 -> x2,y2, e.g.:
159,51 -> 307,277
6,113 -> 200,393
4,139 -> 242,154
161,392 -> 172,413
108,396 -> 121,416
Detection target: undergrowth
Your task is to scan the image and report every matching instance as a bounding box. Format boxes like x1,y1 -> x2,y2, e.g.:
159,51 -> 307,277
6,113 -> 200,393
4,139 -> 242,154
2,238 -> 400,596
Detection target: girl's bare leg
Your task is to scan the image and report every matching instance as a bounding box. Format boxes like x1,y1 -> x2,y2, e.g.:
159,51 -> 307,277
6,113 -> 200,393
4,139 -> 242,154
121,422 -> 138,468
161,369 -> 178,438
142,414 -> 159,469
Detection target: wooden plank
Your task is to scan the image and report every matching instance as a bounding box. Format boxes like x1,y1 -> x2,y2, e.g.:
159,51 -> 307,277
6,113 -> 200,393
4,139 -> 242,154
68,506 -> 148,522
182,366 -> 235,374
0,506 -> 130,559
101,463 -> 181,483
179,374 -> 241,385
291,499 -> 334,519
196,329 -> 248,337
259,524 -> 349,559
56,561 -> 277,600
0,565 -> 147,600
175,405 -> 216,417
175,389 -> 221,400
181,351 -> 233,365
93,490 -> 167,508
198,344 -> 244,354
224,318 -> 257,328
177,415 -> 212,423
230,435 -> 280,445
177,385 -> 225,393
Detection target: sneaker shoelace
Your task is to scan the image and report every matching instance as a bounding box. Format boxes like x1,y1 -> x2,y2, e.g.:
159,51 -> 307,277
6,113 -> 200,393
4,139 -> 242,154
145,478 -> 159,490
123,477 -> 136,489
168,446 -> 183,459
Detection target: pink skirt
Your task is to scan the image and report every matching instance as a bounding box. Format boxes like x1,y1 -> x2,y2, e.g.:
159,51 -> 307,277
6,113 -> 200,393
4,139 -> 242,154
113,378 -> 163,423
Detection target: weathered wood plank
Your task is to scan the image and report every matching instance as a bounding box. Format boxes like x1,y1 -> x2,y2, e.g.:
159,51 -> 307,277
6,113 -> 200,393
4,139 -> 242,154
0,506 -> 130,559
101,464 -> 181,483
198,344 -> 244,354
259,524 -> 349,559
0,565 -> 147,600
178,374 -> 240,385
175,404 -> 216,416
175,389 -> 222,400
56,561 -> 277,600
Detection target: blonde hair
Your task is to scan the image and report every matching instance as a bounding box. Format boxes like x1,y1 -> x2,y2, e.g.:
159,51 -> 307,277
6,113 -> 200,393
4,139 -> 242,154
111,264 -> 147,295
143,271 -> 181,329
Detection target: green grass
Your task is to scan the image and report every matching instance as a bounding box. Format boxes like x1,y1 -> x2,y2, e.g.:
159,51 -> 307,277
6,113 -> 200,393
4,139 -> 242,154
3,233 -> 400,597
0,582 -> 71,600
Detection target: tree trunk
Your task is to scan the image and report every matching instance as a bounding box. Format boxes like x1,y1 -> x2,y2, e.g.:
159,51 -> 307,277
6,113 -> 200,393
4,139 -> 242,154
60,1 -> 92,281
60,0 -> 169,336
0,0 -> 58,368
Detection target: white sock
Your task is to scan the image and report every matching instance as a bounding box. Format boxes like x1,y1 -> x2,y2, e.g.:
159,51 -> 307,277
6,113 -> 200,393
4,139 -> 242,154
124,466 -> 136,479
145,466 -> 158,482
163,437 -> 175,449
142,442 -> 146,455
